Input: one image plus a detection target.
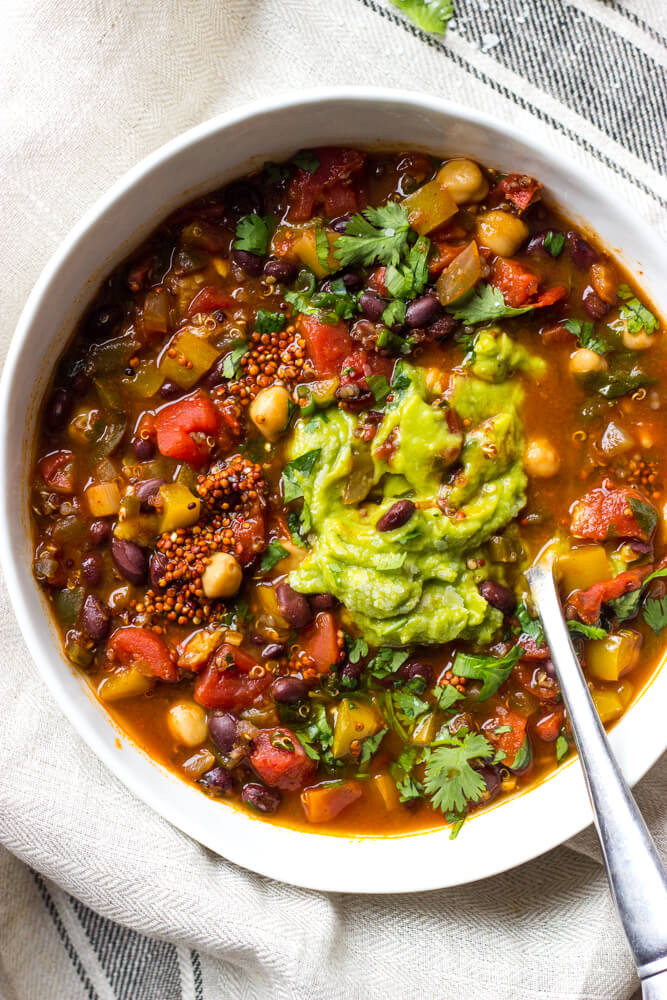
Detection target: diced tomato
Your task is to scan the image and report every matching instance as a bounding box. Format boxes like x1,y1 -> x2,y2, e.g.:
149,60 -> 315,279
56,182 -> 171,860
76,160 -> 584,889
187,286 -> 235,316
323,180 -> 363,218
541,323 -> 575,345
194,644 -> 271,711
298,612 -> 341,674
107,627 -> 178,682
496,174 -> 542,211
517,635 -> 550,660
533,707 -> 565,743
38,451 -> 75,494
301,780 -> 363,822
287,147 -> 366,221
533,285 -> 567,308
482,707 -> 531,771
490,258 -> 540,307
298,315 -> 354,378
341,348 -> 394,384
570,481 -> 657,542
250,727 -> 317,790
429,242 -> 466,275
513,661 -> 560,702
569,566 -> 651,624
368,267 -> 388,296
155,392 -> 220,466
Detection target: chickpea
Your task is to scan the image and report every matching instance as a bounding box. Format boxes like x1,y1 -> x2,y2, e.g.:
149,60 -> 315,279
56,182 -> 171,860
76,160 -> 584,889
201,551 -> 243,599
524,438 -> 561,478
249,384 -> 290,441
475,211 -> 529,257
622,327 -> 654,351
167,702 -> 208,747
590,261 -> 618,304
569,348 -> 608,376
437,159 -> 489,204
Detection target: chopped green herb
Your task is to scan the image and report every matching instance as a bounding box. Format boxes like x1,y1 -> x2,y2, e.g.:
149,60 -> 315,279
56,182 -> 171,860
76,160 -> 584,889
222,341 -> 249,379
359,728 -> 387,765
423,732 -> 494,814
285,285 -> 357,322
432,685 -> 465,711
446,283 -> 533,325
382,299 -> 407,328
606,568 -> 667,621
567,621 -> 608,640
643,596 -> 667,634
295,703 -> 333,761
367,648 -> 410,679
255,309 -> 286,335
281,448 -> 321,503
628,497 -> 658,538
314,222 -> 331,272
234,214 -> 273,256
366,374 -> 390,404
392,689 -> 429,723
493,725 -> 513,735
346,636 -> 369,664
556,734 -> 570,763
291,150 -> 320,174
543,231 -> 565,257
618,285 -> 658,336
287,511 -> 307,547
516,600 -> 545,644
259,540 -> 289,573
564,318 -> 608,355
389,0 -> 454,34
453,645 -> 524,701
395,774 -> 423,802
263,161 -> 291,186
334,202 -> 412,269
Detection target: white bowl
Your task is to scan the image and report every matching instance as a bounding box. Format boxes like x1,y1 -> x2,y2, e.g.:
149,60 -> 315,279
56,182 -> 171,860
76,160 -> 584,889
2,88 -> 665,893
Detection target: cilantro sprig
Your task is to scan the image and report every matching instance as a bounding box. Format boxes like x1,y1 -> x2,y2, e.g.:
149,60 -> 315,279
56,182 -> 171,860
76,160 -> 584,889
452,645 -> 524,701
618,284 -> 658,336
446,283 -> 534,324
234,214 -> 274,256
389,0 -> 454,34
423,732 -> 494,815
564,318 -> 608,355
334,202 -> 412,268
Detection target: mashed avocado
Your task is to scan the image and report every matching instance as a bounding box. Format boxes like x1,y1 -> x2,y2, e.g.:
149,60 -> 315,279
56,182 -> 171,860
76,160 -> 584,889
286,358 -> 530,647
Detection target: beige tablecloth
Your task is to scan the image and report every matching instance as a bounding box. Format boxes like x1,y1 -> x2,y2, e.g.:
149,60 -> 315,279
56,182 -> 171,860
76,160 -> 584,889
0,1 -> 665,997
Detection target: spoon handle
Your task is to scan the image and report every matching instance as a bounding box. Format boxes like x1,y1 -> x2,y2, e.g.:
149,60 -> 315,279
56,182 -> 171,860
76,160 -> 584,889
526,563 -> 667,989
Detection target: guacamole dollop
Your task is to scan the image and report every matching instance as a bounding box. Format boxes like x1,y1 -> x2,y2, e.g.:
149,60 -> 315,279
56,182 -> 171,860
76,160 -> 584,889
286,362 -> 528,646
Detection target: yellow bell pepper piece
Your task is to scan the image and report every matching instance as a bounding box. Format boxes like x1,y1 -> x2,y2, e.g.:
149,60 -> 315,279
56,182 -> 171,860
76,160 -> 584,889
591,688 -> 624,724
586,629 -> 642,682
411,711 -> 438,745
158,483 -> 201,533
98,668 -> 154,702
373,772 -> 400,811
402,178 -> 458,235
332,698 -> 381,758
557,545 -> 610,595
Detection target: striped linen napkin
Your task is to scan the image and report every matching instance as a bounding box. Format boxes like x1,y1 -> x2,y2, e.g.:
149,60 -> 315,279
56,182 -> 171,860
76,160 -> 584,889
0,1 -> 665,998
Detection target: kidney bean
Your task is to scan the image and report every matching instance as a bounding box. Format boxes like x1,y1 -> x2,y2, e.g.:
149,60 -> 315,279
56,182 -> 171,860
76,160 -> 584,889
339,660 -> 363,689
272,676 -> 308,703
45,388 -> 73,432
132,437 -> 155,461
261,642 -> 286,660
111,537 -> 148,585
149,551 -> 168,590
81,551 -> 104,586
208,712 -> 239,754
478,766 -> 501,802
398,660 -> 434,685
159,380 -> 182,400
276,581 -> 313,629
478,580 -> 517,616
405,294 -> 441,329
233,250 -> 265,276
582,285 -> 610,319
81,594 -> 110,640
89,519 -> 112,547
200,766 -> 233,794
85,303 -> 123,340
525,231 -> 549,255
310,593 -> 339,611
264,258 -> 297,283
134,477 -> 165,510
544,659 -> 557,679
224,181 -> 264,220
567,231 -> 598,269
71,372 -> 92,396
241,782 -> 281,814
425,314 -> 456,341
377,500 -> 415,532
359,290 -> 387,322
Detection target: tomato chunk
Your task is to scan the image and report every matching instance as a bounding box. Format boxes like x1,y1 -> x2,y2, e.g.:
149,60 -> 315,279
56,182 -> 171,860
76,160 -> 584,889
298,315 -> 354,378
513,661 -> 560,702
483,707 -> 531,771
187,286 -> 235,316
533,285 -> 567,308
250,727 -> 317,790
570,481 -> 657,542
194,644 -> 271,711
569,566 -> 650,624
298,612 -> 341,674
301,780 -> 362,822
287,147 -> 366,221
490,258 -> 540,307
38,451 -> 75,494
107,627 -> 178,682
155,392 -> 220,466
496,174 -> 542,211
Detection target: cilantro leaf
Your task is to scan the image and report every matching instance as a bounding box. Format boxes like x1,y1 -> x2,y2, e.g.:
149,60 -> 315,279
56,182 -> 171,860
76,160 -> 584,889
564,318 -> 608,355
346,636 -> 369,664
366,374 -> 390,404
432,684 -> 465,710
453,645 -> 524,701
234,214 -> 273,256
556,734 -> 570,763
259,540 -> 289,573
543,231 -> 565,257
643,596 -> 667,634
255,309 -> 286,335
287,511 -> 307,548
314,222 -> 330,272
295,703 -> 333,761
281,448 -> 321,503
607,567 -> 667,621
384,236 -> 431,300
285,283 -> 357,322
516,599 -> 545,644
567,621 -> 608,640
389,0 -> 454,34
390,363 -> 412,395
359,728 -> 387,765
446,283 -> 534,324
382,299 -> 407,328
618,284 -> 658,336
423,732 -> 494,814
334,202 -> 411,268
222,341 -> 249,379
392,689 -> 430,723
291,150 -> 320,174
367,648 -> 410,679
395,774 -> 423,802
628,497 -> 658,538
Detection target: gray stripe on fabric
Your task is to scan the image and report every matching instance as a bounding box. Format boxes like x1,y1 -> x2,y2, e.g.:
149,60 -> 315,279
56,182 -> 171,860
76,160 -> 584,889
191,951 -> 204,1000
31,872 -> 101,1000
69,895 -> 183,1000
450,0 -> 667,175
597,0 -> 666,48
358,0 -> 667,211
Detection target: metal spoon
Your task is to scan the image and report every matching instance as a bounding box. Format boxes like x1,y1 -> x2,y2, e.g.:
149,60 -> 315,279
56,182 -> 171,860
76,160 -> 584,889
527,562 -> 667,999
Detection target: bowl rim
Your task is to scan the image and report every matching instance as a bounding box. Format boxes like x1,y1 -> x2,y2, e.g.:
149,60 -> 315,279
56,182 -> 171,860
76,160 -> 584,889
2,86 -> 665,894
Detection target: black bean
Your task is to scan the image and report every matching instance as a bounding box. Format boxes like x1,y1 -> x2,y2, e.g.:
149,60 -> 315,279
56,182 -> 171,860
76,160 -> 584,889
132,437 -> 155,461
377,500 -> 415,532
111,537 -> 147,585
209,713 -> 239,754
330,215 -> 351,234
425,315 -> 456,342
359,290 -> 387,322
261,642 -> 286,660
272,676 -> 308,703
263,258 -> 298,283
89,519 -> 112,547
159,380 -> 182,400
310,593 -> 339,611
398,660 -> 434,685
71,372 -> 92,396
149,551 -> 169,590
478,580 -> 517,616
478,766 -> 501,802
276,581 -> 313,629
200,767 -> 233,794
198,357 -> 227,391
241,782 -> 281,814
233,250 -> 265,276
339,660 -> 363,690
341,270 -> 363,291
84,303 -> 123,340
45,388 -> 73,432
582,285 -> 610,319
567,231 -> 598,270
224,181 -> 264,220
134,477 -> 165,510
81,551 -> 103,586
525,231 -> 549,255
405,294 -> 441,329
81,594 -> 110,640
